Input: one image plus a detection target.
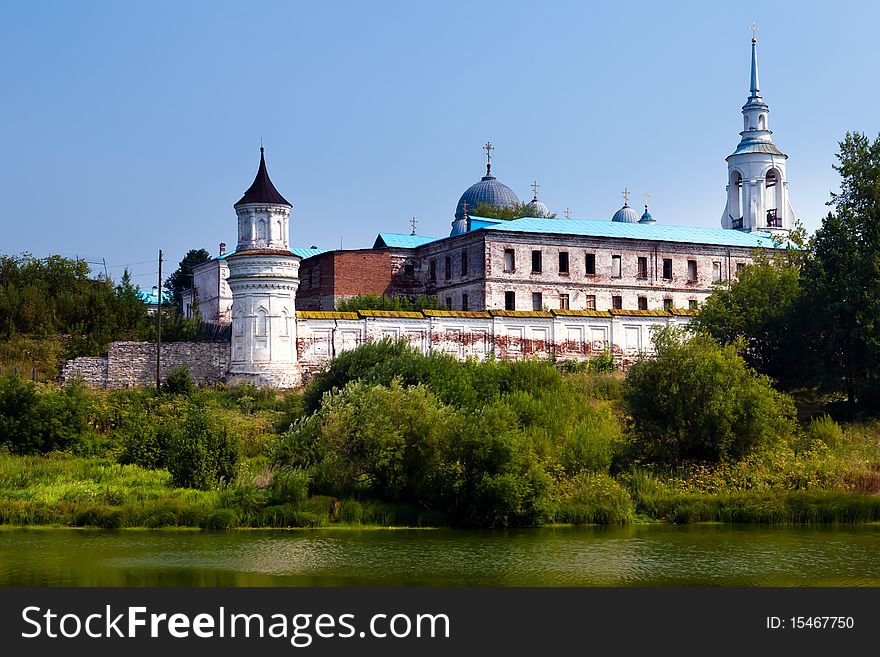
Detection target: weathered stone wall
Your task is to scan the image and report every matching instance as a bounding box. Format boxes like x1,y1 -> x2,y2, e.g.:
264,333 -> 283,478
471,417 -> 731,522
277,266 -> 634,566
63,311 -> 693,389
62,341 -> 231,388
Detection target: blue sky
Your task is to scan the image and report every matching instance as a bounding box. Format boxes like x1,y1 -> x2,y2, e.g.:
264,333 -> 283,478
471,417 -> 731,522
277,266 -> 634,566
1,0 -> 878,287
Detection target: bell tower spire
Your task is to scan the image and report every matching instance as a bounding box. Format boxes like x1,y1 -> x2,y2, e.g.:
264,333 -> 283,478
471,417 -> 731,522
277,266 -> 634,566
721,29 -> 796,235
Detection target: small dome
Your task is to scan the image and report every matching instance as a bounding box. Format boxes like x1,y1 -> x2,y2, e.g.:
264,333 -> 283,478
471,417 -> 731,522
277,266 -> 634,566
639,208 -> 655,224
525,197 -> 551,218
611,203 -> 640,223
455,175 -> 520,220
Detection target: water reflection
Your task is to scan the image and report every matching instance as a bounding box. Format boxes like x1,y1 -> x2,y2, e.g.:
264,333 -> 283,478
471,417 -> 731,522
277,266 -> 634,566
1,525 -> 879,587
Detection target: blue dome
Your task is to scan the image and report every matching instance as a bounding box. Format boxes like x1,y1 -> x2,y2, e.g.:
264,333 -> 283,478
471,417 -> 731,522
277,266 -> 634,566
611,203 -> 640,223
455,175 -> 520,219
525,198 -> 551,218
639,208 -> 655,224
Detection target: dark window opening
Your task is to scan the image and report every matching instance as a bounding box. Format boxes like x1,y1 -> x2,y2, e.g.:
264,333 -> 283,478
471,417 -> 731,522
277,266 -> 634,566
559,251 -> 569,274
662,258 -> 673,280
429,260 -> 436,281
612,296 -> 622,309
559,294 -> 570,310
462,294 -> 469,311
585,253 -> 596,275
532,292 -> 542,310
637,256 -> 648,278
585,295 -> 596,310
663,298 -> 673,310
445,296 -> 452,310
461,250 -> 468,276
404,264 -> 415,278
505,291 -> 515,310
444,256 -> 452,280
687,260 -> 697,282
689,299 -> 698,310
638,296 -> 648,310
532,250 -> 542,273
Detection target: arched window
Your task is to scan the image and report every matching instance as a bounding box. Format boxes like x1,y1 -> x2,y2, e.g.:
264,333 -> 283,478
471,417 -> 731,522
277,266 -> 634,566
255,307 -> 268,337
257,218 -> 267,243
765,169 -> 782,227
729,171 -> 744,229
279,309 -> 289,337
758,114 -> 766,130
275,219 -> 282,243
233,307 -> 244,337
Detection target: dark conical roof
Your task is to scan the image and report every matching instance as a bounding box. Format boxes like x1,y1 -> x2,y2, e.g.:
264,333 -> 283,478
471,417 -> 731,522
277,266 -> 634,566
234,147 -> 291,207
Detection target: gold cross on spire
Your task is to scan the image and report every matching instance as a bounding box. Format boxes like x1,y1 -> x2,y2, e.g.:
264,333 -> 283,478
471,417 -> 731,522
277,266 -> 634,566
462,200 -> 469,216
644,192 -> 650,209
410,217 -> 418,235
531,180 -> 540,199
564,207 -> 572,218
622,187 -> 630,205
750,22 -> 758,43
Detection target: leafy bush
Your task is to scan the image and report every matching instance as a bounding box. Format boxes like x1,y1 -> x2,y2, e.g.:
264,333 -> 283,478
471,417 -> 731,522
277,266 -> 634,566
166,407 -> 239,490
267,467 -> 309,506
554,472 -> 635,524
0,375 -> 93,454
623,327 -> 796,467
804,414 -> 845,449
163,366 -> 195,396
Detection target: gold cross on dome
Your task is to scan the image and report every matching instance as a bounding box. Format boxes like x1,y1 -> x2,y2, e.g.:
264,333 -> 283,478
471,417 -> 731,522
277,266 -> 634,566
564,207 -> 572,218
531,180 -> 540,199
644,192 -> 650,208
750,22 -> 758,43
622,187 -> 630,205
410,217 -> 418,235
483,141 -> 493,164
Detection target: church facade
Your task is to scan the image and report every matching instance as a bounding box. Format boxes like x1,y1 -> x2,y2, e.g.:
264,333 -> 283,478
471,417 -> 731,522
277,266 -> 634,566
167,35 -> 795,387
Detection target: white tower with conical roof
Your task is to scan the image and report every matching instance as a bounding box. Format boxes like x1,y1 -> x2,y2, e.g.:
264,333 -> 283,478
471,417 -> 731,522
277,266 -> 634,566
721,31 -> 795,234
226,147 -> 302,387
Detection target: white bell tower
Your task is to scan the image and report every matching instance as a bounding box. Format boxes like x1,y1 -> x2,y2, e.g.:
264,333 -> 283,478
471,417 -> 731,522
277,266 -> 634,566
721,30 -> 795,234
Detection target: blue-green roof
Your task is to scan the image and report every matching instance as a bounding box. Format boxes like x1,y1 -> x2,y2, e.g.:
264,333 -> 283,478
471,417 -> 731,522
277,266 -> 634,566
291,246 -> 328,259
137,288 -> 173,305
199,246 -> 328,264
373,233 -> 440,249
477,216 -> 784,249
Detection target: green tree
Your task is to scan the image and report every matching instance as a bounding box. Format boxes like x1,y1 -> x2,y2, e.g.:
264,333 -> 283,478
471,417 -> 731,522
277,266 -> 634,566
801,132 -> 880,407
693,251 -> 803,385
472,201 -> 557,221
622,326 -> 796,467
164,248 -> 210,309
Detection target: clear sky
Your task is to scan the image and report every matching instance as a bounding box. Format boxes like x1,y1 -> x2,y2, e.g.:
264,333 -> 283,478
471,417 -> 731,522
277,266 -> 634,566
2,0 -> 878,287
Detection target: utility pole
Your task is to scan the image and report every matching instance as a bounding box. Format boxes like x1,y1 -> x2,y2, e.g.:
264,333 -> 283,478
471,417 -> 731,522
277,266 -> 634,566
156,249 -> 163,391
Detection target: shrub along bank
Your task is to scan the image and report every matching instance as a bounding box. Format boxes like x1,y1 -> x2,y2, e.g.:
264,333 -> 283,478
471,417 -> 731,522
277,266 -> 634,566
1,333 -> 880,529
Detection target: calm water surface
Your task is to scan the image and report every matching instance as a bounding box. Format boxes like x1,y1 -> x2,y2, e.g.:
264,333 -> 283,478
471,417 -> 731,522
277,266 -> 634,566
2,525 -> 879,586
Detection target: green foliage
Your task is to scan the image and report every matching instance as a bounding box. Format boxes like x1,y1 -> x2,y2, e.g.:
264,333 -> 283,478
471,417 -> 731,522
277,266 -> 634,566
623,327 -> 797,467
165,407 -> 239,490
560,350 -> 615,374
800,132 -> 880,407
472,201 -> 557,220
266,467 -> 310,506
694,254 -> 803,385
163,365 -> 195,396
0,254 -> 147,357
164,248 -> 210,309
804,414 -> 845,450
0,376 -> 94,454
336,294 -> 444,312
553,472 -> 635,524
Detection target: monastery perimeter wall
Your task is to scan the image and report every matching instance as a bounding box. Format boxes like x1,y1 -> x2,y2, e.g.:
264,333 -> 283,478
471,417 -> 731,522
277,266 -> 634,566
62,309 -> 694,388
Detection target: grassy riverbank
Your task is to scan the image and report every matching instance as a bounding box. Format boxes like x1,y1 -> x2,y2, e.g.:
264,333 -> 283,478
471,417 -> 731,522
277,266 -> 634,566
2,336 -> 880,529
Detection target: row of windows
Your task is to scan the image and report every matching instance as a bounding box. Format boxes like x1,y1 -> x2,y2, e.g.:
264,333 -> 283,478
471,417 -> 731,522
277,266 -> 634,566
430,250 -> 470,281
500,249 -> 744,283
502,291 -> 699,312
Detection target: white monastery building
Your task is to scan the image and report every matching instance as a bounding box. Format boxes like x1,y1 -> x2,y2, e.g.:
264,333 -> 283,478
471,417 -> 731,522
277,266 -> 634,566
73,36 -> 796,389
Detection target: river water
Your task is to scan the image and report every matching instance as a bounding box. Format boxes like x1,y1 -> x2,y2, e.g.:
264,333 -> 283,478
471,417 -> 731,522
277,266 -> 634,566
2,524 -> 879,587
